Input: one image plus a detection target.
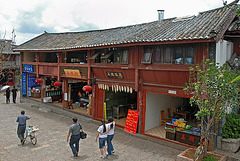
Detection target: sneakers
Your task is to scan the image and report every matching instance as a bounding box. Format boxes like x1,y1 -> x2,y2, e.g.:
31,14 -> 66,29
100,155 -> 105,158
105,152 -> 108,157
112,150 -> 115,154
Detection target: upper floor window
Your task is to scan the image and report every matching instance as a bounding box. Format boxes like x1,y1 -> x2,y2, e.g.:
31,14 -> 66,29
143,45 -> 195,65
66,51 -> 87,64
92,48 -> 129,64
39,52 -> 58,63
142,47 -> 152,64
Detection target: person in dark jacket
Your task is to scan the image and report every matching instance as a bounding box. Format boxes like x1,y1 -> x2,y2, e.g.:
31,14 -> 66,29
12,86 -> 18,103
6,88 -> 10,104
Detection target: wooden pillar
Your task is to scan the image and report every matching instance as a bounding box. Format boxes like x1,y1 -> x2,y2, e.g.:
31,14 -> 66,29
87,50 -> 91,85
41,76 -> 45,102
62,78 -> 68,109
134,46 -> 139,92
57,53 -> 60,81
36,53 -> 39,78
91,84 -> 96,118
138,78 -> 143,134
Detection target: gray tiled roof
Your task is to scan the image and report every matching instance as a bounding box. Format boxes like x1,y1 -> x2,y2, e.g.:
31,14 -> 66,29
15,0 -> 239,51
0,40 -> 20,54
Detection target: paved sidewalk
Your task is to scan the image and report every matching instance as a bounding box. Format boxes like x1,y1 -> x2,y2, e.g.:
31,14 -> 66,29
0,93 -> 187,161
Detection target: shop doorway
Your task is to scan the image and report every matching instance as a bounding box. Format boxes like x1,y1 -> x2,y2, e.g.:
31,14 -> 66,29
105,90 -> 137,127
45,77 -> 62,106
68,82 -> 91,115
144,92 -> 198,140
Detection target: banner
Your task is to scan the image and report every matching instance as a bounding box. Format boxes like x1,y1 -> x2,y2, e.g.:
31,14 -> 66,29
124,109 -> 139,134
27,75 -> 40,96
22,73 -> 27,95
104,102 -> 107,121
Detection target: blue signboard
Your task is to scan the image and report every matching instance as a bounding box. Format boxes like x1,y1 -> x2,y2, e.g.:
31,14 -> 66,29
27,75 -> 40,96
22,73 -> 27,95
23,65 -> 34,73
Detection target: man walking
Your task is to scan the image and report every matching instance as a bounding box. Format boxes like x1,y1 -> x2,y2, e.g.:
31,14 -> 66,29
12,86 -> 18,103
67,117 -> 82,157
16,110 -> 31,145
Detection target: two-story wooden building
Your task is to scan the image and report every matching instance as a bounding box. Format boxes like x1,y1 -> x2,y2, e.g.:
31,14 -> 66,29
15,1 -> 240,142
0,39 -> 20,86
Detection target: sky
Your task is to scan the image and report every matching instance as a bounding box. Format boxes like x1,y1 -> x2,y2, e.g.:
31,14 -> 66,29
0,0 -> 237,45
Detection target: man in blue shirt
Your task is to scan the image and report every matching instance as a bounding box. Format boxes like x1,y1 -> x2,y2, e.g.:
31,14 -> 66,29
16,110 -> 31,145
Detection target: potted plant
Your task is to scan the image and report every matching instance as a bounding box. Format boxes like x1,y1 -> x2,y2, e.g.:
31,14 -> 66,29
221,113 -> 240,153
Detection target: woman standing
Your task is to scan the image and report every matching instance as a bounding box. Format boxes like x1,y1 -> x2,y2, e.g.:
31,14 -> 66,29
96,119 -> 108,158
107,117 -> 115,155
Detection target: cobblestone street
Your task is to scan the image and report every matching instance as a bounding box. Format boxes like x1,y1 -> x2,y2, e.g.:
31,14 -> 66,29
0,92 -> 187,161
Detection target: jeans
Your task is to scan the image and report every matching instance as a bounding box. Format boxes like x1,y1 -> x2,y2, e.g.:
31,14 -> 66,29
99,137 -> 107,149
17,125 -> 26,141
13,95 -> 16,103
69,134 -> 80,154
6,96 -> 10,104
107,134 -> 114,155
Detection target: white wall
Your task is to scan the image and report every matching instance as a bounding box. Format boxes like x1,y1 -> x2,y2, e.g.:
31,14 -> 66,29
145,92 -> 183,131
216,40 -> 233,66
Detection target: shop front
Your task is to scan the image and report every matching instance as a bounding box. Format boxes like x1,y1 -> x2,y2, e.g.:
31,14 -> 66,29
95,83 -> 137,127
144,91 -> 200,146
67,80 -> 91,116
44,77 -> 62,102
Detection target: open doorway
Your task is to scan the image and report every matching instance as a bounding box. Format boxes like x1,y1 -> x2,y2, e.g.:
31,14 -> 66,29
105,90 -> 137,127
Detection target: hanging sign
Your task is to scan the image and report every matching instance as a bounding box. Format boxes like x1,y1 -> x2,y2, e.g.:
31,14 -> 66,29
64,69 -> 81,78
23,65 -> 34,73
124,109 -> 139,134
22,73 -> 27,95
106,72 -> 124,79
104,102 -> 107,121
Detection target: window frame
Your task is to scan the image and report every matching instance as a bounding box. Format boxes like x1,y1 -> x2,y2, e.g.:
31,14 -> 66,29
142,47 -> 153,64
144,44 -> 196,65
93,48 -> 129,64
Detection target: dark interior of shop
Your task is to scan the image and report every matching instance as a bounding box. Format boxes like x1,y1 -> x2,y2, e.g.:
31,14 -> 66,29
69,82 -> 88,103
105,90 -> 137,120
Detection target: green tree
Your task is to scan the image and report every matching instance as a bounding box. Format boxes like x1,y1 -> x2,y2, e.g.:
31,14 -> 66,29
184,59 -> 239,155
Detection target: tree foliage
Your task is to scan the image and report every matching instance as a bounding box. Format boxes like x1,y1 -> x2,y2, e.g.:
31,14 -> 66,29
184,59 -> 240,153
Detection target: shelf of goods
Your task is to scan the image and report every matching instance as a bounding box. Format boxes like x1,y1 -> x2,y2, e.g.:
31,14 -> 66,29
165,122 -> 201,146
46,90 -> 62,101
165,122 -> 177,140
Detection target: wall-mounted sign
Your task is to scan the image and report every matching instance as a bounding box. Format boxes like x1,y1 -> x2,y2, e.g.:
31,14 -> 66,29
124,109 -> 139,134
106,72 -> 124,79
27,75 -> 40,96
64,69 -> 81,78
23,64 -> 34,73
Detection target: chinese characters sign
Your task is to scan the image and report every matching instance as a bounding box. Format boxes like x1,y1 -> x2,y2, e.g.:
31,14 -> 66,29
124,109 -> 139,134
64,69 -> 81,78
22,73 -> 27,95
27,75 -> 40,96
176,131 -> 200,146
23,65 -> 34,73
106,72 -> 124,79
